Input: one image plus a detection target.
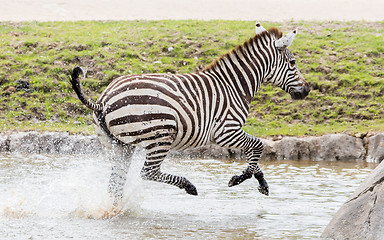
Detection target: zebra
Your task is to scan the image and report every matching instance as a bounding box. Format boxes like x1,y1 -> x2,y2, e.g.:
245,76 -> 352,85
70,22 -> 310,202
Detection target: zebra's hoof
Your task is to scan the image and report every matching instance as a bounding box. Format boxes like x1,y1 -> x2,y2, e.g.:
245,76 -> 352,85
228,175 -> 241,187
254,171 -> 269,196
258,185 -> 269,196
257,178 -> 269,196
185,185 -> 198,195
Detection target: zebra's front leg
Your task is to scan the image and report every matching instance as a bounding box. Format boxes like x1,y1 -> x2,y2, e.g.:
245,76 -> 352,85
223,130 -> 269,196
140,146 -> 198,195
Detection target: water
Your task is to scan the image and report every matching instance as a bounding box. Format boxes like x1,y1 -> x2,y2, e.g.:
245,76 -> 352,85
0,152 -> 378,239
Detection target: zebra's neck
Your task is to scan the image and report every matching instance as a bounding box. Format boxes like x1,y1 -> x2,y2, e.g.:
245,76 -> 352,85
203,33 -> 275,105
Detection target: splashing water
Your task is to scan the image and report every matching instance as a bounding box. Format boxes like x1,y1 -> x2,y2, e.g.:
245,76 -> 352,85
0,153 -> 144,220
0,152 -> 377,239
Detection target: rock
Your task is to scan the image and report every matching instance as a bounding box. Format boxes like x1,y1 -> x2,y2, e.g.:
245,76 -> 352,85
321,160 -> 384,239
272,137 -> 315,160
262,134 -> 366,161
0,134 -> 9,152
309,134 -> 366,161
7,131 -> 103,155
260,139 -> 276,160
170,144 -> 243,160
8,131 -> 40,153
365,133 -> 384,163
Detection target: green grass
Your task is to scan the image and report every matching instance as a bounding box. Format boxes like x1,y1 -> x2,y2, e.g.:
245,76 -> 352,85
0,20 -> 383,137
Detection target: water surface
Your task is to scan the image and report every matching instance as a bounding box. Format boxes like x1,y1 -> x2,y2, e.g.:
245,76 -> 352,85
0,152 -> 377,239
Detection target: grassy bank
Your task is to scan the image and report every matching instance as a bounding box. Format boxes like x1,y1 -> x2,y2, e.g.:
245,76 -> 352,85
0,20 -> 383,136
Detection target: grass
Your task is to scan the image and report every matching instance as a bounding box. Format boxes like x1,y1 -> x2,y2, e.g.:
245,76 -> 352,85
0,20 -> 383,137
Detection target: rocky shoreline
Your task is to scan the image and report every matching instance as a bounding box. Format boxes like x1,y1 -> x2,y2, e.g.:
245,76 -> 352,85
0,131 -> 383,162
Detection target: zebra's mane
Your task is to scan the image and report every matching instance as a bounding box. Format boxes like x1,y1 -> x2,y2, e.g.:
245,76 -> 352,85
202,27 -> 283,72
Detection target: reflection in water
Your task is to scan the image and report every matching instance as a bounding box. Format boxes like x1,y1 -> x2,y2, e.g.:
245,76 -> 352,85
0,152 -> 377,239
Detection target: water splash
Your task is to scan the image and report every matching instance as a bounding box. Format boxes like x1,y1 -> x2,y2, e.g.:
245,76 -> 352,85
0,153 -> 145,220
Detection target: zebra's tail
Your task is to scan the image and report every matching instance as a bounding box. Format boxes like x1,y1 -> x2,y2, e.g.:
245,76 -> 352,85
70,66 -> 103,112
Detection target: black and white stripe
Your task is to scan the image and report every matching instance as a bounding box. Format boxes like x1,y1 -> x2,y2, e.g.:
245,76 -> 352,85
71,23 -> 310,199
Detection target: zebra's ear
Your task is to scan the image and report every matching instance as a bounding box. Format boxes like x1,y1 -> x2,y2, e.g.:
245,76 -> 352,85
255,22 -> 267,34
275,29 -> 297,49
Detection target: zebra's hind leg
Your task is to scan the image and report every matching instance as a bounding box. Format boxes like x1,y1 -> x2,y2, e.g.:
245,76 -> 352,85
107,143 -> 136,205
140,145 -> 198,196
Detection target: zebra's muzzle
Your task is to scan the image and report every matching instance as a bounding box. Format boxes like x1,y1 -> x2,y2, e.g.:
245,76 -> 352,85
290,84 -> 310,100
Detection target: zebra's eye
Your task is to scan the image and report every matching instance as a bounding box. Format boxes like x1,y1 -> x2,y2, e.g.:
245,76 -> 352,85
289,59 -> 296,65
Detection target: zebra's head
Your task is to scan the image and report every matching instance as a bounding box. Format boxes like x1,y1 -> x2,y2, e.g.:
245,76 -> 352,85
256,22 -> 310,100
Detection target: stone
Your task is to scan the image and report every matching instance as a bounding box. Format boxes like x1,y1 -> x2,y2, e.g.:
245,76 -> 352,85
309,134 -> 366,161
321,160 -> 384,239
261,134 -> 366,161
365,133 -> 384,163
68,134 -> 103,154
0,133 -> 9,152
7,131 -> 103,155
273,137 -> 315,160
260,139 -> 276,160
171,144 -> 244,160
8,131 -> 40,153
